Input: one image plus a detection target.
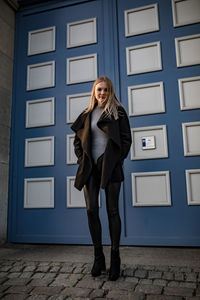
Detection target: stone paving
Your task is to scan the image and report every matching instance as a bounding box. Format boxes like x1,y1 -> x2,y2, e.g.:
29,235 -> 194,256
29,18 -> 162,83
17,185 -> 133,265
0,259 -> 200,299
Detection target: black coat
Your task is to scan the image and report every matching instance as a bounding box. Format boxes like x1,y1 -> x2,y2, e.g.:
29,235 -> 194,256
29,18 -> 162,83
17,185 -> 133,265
71,105 -> 132,191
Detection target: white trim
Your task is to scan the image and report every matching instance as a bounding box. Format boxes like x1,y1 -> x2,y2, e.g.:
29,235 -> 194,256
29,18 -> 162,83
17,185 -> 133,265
126,41 -> 162,75
66,176 -> 101,208
66,92 -> 91,123
175,34 -> 200,67
186,169 -> 200,205
24,177 -> 54,209
172,0 -> 200,27
66,134 -> 76,165
178,76 -> 200,110
131,125 -> 168,160
25,136 -> 54,167
124,3 -> 159,37
182,122 -> 200,156
28,26 -> 56,56
66,53 -> 97,84
132,171 -> 171,207
128,81 -> 165,116
67,18 -> 97,48
26,97 -> 55,128
66,176 -> 86,208
26,61 -> 55,91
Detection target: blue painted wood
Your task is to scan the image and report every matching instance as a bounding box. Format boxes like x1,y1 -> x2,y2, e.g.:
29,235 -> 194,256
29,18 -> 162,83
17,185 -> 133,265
8,0 -> 122,244
117,0 -> 200,246
8,0 -> 200,245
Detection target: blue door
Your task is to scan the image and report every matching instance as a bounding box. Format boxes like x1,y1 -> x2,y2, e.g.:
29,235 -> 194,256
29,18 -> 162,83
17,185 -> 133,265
9,0 -> 200,246
117,0 -> 200,246
9,0 -> 121,244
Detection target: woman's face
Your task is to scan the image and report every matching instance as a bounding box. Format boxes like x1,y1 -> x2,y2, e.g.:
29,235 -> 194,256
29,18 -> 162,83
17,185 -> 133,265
95,81 -> 109,107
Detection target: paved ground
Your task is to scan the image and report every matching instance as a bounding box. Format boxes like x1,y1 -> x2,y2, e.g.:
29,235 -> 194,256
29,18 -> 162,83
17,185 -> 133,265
0,243 -> 200,299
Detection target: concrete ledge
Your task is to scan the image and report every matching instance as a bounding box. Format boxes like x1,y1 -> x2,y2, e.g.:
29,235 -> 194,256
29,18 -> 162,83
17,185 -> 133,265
0,244 -> 200,267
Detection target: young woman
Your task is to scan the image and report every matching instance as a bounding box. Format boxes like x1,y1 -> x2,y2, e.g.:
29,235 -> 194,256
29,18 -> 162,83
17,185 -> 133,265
71,76 -> 132,281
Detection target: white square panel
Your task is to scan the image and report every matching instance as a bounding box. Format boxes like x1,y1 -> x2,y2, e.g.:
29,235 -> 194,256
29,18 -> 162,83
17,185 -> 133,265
175,34 -> 200,67
28,26 -> 55,56
172,0 -> 200,27
66,177 -> 100,208
126,41 -> 162,75
24,177 -> 54,208
67,176 -> 86,208
67,54 -> 97,84
66,92 -> 90,123
67,18 -> 97,48
178,76 -> 200,110
66,134 -> 76,165
27,61 -> 55,91
182,122 -> 200,156
131,125 -> 168,160
128,82 -> 165,116
26,97 -> 55,128
186,169 -> 200,205
132,171 -> 171,206
25,136 -> 54,167
125,3 -> 159,37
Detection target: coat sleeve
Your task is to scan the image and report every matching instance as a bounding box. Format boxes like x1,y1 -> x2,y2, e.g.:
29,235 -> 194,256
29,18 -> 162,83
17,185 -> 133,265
73,134 -> 83,164
71,111 -> 86,164
118,107 -> 132,161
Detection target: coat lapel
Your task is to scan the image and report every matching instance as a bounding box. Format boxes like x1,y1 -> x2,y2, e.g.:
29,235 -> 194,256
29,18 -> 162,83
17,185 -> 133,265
97,116 -> 121,149
77,111 -> 91,157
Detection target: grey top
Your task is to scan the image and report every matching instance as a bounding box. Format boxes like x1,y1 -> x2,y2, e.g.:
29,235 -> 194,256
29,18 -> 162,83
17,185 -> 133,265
91,106 -> 108,163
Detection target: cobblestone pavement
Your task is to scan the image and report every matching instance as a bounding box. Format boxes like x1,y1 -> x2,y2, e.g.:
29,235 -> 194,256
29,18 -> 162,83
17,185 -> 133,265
0,259 -> 200,299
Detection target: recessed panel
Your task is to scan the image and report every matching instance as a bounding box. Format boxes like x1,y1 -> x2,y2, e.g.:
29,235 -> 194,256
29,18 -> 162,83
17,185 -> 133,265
66,134 -> 76,164
67,18 -> 97,48
128,82 -> 165,116
67,54 -> 97,84
125,3 -> 159,37
175,34 -> 200,67
66,177 -> 100,208
24,177 -> 54,208
182,122 -> 200,156
27,61 -> 55,91
132,171 -> 171,206
67,176 -> 86,208
26,97 -> 55,128
66,93 -> 90,123
28,26 -> 55,55
186,169 -> 200,205
178,76 -> 200,110
25,136 -> 54,167
172,0 -> 200,27
131,125 -> 168,160
126,42 -> 162,75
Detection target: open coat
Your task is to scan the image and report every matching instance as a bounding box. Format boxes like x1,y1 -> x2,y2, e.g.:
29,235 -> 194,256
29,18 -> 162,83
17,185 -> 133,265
71,105 -> 132,191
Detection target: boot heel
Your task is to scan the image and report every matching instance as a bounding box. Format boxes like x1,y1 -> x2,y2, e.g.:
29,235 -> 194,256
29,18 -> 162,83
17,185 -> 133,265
91,247 -> 106,277
109,249 -> 121,281
91,256 -> 106,277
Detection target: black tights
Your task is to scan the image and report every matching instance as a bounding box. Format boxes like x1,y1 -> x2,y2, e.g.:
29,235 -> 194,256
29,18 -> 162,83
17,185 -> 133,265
83,156 -> 121,251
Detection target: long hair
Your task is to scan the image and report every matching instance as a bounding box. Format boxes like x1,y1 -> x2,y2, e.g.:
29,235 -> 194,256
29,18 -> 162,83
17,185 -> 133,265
85,76 -> 122,120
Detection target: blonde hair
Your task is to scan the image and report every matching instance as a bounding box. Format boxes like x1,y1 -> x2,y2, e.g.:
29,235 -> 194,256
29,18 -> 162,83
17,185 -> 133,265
85,76 -> 122,120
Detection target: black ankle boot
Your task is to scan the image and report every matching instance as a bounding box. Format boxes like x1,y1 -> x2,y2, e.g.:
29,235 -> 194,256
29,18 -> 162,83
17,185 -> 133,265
91,247 -> 106,277
109,249 -> 121,281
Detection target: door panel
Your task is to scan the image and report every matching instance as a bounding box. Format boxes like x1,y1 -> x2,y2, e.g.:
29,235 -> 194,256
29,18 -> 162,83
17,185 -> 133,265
9,0 -> 200,246
9,0 -> 122,244
117,0 -> 200,246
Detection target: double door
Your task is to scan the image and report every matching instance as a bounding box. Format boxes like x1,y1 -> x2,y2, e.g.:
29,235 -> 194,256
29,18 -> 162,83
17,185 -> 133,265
9,0 -> 200,245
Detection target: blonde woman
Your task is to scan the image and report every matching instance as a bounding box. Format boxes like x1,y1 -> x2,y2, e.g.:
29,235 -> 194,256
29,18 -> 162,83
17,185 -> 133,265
71,76 -> 131,281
